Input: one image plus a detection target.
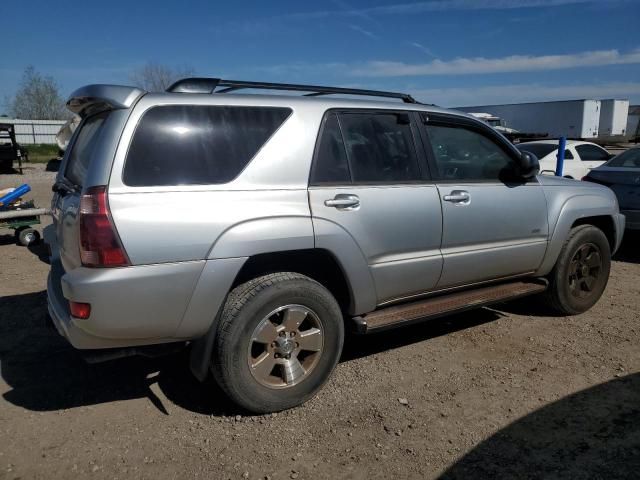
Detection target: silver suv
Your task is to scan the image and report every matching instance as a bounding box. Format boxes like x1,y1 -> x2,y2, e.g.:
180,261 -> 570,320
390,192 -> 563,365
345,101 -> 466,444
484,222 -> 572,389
46,78 -> 625,413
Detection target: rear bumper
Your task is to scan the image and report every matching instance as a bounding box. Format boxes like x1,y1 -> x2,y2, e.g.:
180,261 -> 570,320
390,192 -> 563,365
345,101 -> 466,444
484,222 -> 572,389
46,249 -> 246,350
621,210 -> 640,230
46,258 -> 204,349
47,262 -> 196,350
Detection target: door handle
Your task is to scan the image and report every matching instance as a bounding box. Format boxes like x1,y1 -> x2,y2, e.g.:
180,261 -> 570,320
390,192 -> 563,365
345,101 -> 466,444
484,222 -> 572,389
443,190 -> 470,204
324,194 -> 360,209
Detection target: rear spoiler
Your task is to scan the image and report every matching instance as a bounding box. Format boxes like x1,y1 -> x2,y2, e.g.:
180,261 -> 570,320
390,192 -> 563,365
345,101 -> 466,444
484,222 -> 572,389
66,85 -> 145,117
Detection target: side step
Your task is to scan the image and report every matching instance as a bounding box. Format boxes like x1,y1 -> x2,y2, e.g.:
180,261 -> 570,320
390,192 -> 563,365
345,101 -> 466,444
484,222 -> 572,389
353,279 -> 547,334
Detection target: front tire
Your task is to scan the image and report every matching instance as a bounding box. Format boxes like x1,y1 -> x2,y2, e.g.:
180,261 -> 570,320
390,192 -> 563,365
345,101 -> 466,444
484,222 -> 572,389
544,225 -> 611,315
211,272 -> 344,413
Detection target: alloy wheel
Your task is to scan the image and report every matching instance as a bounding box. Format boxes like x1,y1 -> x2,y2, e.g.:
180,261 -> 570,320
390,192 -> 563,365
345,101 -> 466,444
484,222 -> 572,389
568,243 -> 602,299
247,305 -> 324,389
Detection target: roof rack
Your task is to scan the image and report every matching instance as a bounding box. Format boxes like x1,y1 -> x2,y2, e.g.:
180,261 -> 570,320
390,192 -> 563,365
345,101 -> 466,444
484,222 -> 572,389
166,77 -> 418,104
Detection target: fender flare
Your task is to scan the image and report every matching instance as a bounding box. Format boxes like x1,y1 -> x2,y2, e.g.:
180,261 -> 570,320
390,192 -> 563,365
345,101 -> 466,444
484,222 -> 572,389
536,194 -> 621,276
188,216 -> 377,381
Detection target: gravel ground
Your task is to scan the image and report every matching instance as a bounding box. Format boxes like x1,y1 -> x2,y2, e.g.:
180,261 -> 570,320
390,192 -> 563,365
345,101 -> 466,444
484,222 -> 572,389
1,164 -> 639,480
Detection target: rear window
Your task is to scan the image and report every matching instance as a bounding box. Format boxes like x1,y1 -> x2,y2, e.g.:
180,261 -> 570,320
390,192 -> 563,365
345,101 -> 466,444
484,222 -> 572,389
516,143 -> 556,159
123,105 -> 291,186
65,112 -> 108,186
607,148 -> 640,168
576,144 -> 610,161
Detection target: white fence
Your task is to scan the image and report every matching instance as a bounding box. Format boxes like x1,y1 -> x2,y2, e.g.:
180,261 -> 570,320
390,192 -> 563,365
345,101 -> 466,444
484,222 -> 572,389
1,119 -> 66,144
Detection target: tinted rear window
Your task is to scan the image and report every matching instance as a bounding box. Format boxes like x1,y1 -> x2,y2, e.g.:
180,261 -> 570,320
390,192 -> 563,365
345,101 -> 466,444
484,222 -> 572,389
607,148 -> 640,168
124,105 -> 291,186
516,143 -> 556,159
66,112 -> 108,186
576,144 -> 610,161
339,112 -> 421,183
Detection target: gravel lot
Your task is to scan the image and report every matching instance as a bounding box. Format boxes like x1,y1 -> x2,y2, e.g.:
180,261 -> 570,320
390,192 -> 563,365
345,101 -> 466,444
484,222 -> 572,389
1,164 -> 639,479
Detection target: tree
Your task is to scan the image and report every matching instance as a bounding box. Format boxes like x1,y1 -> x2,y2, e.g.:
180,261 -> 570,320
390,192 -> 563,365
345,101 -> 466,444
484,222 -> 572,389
129,62 -> 195,92
9,66 -> 69,120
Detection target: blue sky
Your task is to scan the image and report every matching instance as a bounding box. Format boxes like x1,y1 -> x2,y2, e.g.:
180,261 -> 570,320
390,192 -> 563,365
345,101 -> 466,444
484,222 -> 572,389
1,0 -> 639,109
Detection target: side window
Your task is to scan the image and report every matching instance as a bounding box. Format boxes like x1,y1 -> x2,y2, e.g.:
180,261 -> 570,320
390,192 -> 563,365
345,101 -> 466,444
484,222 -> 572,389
338,112 -> 421,183
310,114 -> 351,184
576,144 -> 610,161
564,149 -> 574,160
426,124 -> 515,181
124,105 -> 291,186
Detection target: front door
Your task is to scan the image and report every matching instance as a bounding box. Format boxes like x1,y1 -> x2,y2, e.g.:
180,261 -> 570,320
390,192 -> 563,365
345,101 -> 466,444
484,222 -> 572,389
308,111 -> 443,305
420,114 -> 549,288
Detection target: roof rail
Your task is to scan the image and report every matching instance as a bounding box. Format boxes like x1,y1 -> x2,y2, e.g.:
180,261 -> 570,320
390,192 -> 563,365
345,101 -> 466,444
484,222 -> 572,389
166,77 -> 418,104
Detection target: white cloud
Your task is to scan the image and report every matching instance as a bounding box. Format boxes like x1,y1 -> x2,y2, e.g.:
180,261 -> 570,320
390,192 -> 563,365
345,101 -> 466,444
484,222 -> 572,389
410,81 -> 640,106
349,24 -> 378,39
352,48 -> 640,76
283,0 -> 623,20
409,42 -> 437,57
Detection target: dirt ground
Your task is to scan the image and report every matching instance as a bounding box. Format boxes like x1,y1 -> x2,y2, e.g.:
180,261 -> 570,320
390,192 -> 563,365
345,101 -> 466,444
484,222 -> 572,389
1,164 -> 639,480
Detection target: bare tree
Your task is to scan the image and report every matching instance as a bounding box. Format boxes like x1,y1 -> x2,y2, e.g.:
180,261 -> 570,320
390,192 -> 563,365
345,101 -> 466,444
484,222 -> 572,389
9,66 -> 69,120
130,62 -> 195,92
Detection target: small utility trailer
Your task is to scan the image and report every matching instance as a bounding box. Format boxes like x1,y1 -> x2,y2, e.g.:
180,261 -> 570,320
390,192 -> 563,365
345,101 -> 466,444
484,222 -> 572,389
0,184 -> 47,246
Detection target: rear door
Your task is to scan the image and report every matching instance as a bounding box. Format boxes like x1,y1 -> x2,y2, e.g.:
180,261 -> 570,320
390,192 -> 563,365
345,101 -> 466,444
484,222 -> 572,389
51,111 -> 109,270
308,110 -> 443,305
419,113 -> 549,288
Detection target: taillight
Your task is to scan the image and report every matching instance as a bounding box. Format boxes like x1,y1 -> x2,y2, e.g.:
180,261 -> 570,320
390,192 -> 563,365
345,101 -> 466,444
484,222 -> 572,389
79,186 -> 130,267
69,301 -> 91,319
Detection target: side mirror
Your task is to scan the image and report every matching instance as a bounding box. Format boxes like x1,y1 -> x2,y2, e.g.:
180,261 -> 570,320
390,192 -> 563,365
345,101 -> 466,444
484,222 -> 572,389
519,150 -> 540,179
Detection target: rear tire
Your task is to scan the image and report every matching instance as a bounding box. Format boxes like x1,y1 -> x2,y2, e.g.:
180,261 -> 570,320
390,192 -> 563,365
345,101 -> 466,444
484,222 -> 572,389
211,272 -> 344,413
16,227 -> 40,246
543,225 -> 610,315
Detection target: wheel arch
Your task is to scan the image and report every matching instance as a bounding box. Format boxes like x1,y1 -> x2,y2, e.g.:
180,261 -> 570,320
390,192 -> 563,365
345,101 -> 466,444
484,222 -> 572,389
189,246 -> 374,382
536,193 -> 622,276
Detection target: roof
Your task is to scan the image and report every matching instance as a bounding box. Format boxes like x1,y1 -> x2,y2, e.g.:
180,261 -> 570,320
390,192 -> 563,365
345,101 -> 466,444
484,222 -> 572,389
67,83 -> 471,120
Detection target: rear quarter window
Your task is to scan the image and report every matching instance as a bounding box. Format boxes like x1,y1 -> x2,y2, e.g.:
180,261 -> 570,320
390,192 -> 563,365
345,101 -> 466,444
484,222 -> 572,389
516,143 -> 556,159
65,112 -> 109,186
123,105 -> 291,186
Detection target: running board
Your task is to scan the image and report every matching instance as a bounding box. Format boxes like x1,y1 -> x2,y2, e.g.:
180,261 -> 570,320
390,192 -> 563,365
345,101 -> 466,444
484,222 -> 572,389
352,279 -> 547,334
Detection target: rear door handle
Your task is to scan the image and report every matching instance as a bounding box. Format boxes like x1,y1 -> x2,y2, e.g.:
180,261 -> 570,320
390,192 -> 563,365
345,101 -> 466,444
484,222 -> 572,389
324,194 -> 360,209
443,190 -> 470,204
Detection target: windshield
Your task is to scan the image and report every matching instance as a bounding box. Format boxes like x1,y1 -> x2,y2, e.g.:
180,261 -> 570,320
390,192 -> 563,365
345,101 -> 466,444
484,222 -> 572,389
606,148 -> 640,168
516,143 -> 557,159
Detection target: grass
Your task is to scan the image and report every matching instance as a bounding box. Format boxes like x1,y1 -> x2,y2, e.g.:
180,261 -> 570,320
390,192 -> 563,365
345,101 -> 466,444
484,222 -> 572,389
22,144 -> 60,163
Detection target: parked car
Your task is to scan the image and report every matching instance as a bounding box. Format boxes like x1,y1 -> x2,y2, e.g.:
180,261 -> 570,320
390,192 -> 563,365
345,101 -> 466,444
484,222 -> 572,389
584,146 -> 640,230
516,140 -> 612,179
46,79 -> 624,413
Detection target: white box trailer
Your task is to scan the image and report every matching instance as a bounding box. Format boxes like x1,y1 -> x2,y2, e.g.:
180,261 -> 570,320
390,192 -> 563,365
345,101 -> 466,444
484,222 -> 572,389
456,100 -> 601,139
598,99 -> 629,139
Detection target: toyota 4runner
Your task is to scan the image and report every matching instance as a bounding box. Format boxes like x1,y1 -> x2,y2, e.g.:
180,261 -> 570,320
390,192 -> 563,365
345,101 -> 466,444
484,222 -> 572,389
46,78 -> 625,413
